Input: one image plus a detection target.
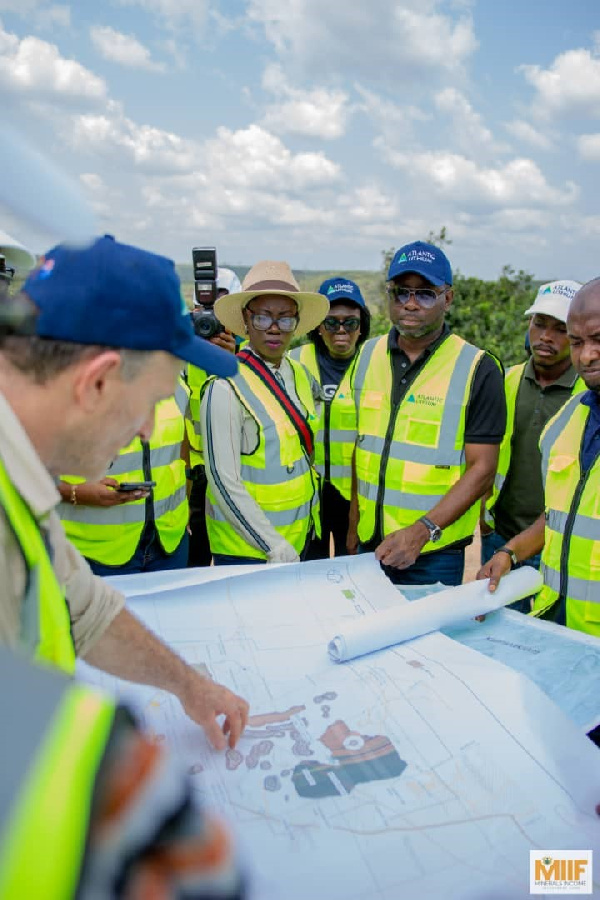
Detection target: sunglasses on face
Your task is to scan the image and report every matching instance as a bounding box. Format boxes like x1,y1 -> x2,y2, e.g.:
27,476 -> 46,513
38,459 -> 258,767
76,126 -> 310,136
322,316 -> 361,333
386,284 -> 447,309
246,311 -> 298,333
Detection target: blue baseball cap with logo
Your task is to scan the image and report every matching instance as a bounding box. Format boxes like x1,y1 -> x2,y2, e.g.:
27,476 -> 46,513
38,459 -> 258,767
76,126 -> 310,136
22,235 -> 237,377
318,277 -> 367,309
388,241 -> 453,287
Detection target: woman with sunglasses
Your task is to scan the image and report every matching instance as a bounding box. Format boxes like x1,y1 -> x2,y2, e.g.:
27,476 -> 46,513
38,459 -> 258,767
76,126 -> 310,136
291,278 -> 370,558
199,261 -> 329,565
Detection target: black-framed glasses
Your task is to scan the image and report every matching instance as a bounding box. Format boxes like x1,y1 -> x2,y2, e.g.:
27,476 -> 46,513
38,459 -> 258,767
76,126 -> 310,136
247,311 -> 298,333
386,284 -> 447,309
322,316 -> 361,333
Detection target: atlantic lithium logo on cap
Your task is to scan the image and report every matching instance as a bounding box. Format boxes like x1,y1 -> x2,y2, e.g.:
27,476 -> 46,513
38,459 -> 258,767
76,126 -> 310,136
542,282 -> 579,300
327,283 -> 354,294
399,249 -> 437,266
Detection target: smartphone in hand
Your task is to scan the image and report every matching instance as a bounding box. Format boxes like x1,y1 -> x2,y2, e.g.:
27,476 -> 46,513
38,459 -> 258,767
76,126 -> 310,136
117,481 -> 156,492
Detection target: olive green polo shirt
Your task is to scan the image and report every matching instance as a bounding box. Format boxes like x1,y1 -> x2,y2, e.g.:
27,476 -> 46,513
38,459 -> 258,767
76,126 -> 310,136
494,358 -> 581,540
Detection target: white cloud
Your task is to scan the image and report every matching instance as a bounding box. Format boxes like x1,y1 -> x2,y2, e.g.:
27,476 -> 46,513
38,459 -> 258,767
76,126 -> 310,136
247,0 -> 476,84
0,21 -> 105,101
90,25 -> 165,72
355,84 -> 428,146
261,63 -> 350,139
116,0 -> 209,33
434,87 -> 507,156
377,144 -> 578,211
520,48 -> 600,119
203,123 -> 341,191
68,104 -> 197,174
577,133 -> 600,160
504,119 -> 552,150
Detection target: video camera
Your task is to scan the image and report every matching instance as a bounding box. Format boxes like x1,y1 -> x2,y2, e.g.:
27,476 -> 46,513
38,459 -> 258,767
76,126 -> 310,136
191,246 -> 224,340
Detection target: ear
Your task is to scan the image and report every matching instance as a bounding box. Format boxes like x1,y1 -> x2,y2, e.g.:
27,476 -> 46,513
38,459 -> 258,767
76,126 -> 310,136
444,288 -> 454,311
71,350 -> 123,413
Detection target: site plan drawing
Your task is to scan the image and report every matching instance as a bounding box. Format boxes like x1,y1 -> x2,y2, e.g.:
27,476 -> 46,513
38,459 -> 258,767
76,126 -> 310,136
79,556 -> 600,899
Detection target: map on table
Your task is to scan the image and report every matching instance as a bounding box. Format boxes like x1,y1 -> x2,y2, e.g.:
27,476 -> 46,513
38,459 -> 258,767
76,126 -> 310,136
80,556 -> 600,900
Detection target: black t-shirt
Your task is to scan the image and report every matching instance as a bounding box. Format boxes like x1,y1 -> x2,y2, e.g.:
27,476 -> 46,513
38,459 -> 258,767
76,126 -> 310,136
315,345 -> 355,402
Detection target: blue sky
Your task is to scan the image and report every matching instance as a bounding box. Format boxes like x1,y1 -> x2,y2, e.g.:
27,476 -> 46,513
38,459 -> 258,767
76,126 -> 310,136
1,0 -> 600,281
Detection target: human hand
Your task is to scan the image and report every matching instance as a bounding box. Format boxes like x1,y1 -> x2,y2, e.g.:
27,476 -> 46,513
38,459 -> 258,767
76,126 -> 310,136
179,672 -> 249,750
210,329 -> 236,354
375,521 -> 429,570
476,552 -> 511,593
73,477 -> 150,507
267,540 -> 300,564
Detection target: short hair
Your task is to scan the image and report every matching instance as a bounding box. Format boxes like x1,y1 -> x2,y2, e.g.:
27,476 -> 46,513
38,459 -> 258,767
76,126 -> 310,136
0,293 -> 152,384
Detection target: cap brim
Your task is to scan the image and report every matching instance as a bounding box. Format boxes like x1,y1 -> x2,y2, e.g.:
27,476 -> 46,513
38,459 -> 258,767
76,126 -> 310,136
173,333 -> 238,377
387,264 -> 446,287
215,290 -> 329,338
523,302 -> 567,323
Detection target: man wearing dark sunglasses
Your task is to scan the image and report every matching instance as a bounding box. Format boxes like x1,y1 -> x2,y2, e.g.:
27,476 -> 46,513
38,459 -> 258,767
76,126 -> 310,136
350,240 -> 506,587
291,277 -> 370,558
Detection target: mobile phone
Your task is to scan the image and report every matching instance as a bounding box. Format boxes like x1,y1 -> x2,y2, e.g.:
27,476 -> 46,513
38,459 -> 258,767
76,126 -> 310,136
117,481 -> 156,492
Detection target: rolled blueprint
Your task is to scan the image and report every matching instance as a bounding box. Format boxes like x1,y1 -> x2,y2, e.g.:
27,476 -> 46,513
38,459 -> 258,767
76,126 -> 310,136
328,566 -> 543,663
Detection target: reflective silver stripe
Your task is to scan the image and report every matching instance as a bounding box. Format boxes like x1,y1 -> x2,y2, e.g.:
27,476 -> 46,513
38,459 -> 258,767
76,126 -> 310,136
543,562 -> 599,604
20,562 -> 41,655
358,480 -> 380,502
329,464 -> 352,480
241,457 -> 311,485
494,472 -> 505,492
540,395 -> 582,483
106,442 -> 180,477
382,487 -> 446,511
352,337 -> 382,413
209,498 -> 313,528
108,447 -> 142,476
358,434 -> 385,455
0,649 -> 68,828
547,508 -> 600,542
59,485 -> 187,526
328,429 -> 356,444
174,381 -> 189,416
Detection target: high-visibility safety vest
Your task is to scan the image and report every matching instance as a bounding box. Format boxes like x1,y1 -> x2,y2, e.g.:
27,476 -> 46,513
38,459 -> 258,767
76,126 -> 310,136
186,363 -> 208,469
0,459 -> 75,673
205,357 -> 321,559
290,343 -> 357,501
60,380 -> 189,566
353,333 -> 484,550
533,394 -> 600,636
0,650 -> 114,899
484,362 -> 585,527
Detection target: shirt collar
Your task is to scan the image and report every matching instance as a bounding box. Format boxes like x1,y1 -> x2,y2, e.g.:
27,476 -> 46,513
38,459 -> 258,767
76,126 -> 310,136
0,392 -> 60,520
579,389 -> 600,416
523,356 -> 581,388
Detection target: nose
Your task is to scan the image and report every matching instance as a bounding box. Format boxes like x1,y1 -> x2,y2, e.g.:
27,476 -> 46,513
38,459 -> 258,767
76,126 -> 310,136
402,290 -> 421,311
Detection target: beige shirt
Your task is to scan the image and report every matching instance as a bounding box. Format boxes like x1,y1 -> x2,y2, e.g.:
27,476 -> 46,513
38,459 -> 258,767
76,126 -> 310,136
0,392 -> 125,657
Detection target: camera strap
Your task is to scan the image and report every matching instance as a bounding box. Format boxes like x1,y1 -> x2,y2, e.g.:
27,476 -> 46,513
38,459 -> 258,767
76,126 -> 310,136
237,349 -> 314,459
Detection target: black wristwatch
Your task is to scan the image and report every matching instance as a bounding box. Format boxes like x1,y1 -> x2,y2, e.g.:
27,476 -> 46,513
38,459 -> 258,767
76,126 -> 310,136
494,546 -> 518,569
419,516 -> 442,543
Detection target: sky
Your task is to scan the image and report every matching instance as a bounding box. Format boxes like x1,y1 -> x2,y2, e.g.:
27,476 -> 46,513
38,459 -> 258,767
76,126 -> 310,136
1,0 -> 599,281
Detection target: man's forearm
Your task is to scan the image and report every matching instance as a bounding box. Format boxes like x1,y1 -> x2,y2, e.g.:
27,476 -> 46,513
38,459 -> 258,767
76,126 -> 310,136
505,513 -> 546,561
83,607 -> 191,695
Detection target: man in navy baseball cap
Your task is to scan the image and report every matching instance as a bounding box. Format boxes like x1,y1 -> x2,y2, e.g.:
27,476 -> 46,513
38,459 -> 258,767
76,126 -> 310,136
0,234 -> 249,754
350,239 -> 506,590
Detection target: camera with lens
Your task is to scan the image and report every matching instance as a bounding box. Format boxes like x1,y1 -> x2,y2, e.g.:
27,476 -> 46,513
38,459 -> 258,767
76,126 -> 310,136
190,246 -> 224,340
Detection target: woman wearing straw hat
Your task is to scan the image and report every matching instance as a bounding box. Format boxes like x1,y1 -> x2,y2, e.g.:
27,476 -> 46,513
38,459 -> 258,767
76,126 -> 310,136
199,261 -> 329,565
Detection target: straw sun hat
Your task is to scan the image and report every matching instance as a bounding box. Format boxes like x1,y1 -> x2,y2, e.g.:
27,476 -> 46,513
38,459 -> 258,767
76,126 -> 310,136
214,260 -> 329,338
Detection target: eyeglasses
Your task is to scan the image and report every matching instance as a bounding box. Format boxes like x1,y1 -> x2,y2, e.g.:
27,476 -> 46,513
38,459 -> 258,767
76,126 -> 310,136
386,284 -> 447,309
246,311 -> 298,333
322,316 -> 361,333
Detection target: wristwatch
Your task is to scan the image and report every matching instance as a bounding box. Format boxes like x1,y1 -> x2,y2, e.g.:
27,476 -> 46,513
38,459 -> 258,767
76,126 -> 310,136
419,516 -> 442,543
494,546 -> 518,569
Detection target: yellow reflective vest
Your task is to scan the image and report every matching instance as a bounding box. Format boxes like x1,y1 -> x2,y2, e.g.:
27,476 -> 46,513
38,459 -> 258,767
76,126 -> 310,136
205,357 -> 321,559
0,458 -> 75,673
485,362 -> 585,527
186,363 -> 208,469
60,381 -> 189,566
353,333 -> 484,550
290,343 -> 357,501
0,650 -> 114,899
533,394 -> 600,636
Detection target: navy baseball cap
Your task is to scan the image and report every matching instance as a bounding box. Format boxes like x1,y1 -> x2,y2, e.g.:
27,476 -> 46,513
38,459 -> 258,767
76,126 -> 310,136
318,277 -> 367,308
388,241 -> 453,287
23,236 -> 237,377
